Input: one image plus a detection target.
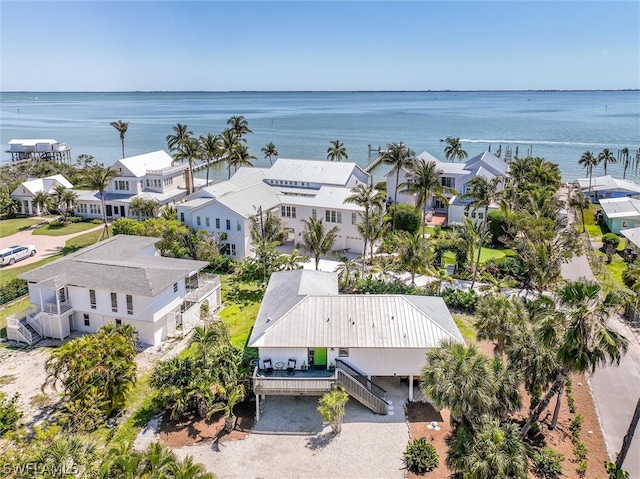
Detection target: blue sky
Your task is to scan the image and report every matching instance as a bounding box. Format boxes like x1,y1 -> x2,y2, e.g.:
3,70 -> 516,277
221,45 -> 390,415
1,1 -> 638,91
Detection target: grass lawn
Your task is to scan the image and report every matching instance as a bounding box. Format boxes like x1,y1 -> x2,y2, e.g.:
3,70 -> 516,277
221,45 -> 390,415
32,221 -> 98,236
453,313 -> 476,342
583,205 -> 610,240
0,218 -> 42,238
443,247 -> 515,265
219,275 -> 264,349
0,296 -> 30,339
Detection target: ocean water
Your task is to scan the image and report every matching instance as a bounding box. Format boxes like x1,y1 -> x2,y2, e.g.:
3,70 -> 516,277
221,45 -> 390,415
1,91 -> 639,184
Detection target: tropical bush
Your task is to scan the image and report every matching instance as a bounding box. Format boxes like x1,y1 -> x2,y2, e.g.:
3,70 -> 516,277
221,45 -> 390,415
0,392 -> 22,437
403,437 -> 439,474
386,203 -> 421,234
532,446 -> 564,479
441,288 -> 478,312
0,278 -> 28,305
317,387 -> 349,434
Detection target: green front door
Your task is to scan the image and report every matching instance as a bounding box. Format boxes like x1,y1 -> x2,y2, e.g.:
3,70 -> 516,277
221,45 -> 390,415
313,347 -> 327,367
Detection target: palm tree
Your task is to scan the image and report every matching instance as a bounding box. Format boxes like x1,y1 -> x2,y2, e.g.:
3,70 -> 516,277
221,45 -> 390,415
381,142 -> 415,231
569,187 -> 590,233
521,281 -> 629,438
446,415 -> 528,479
166,123 -> 193,156
397,232 -> 432,286
327,140 -> 348,162
335,255 -> 359,289
620,147 -> 631,179
399,158 -> 445,228
32,190 -> 52,216
78,165 -> 120,237
220,128 -> 241,179
462,176 -> 502,289
599,148 -> 617,175
345,183 -> 385,271
174,137 -> 201,194
444,137 -> 468,163
281,248 -> 309,270
227,115 -> 252,137
33,435 -> 100,479
261,141 -> 278,165
58,189 -> 79,221
578,150 -> 599,202
475,294 -> 527,355
199,133 -> 222,187
299,217 -> 340,270
229,143 -> 255,173
110,120 -> 129,158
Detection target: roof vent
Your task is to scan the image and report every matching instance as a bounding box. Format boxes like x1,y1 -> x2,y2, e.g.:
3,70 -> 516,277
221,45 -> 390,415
266,317 -> 271,323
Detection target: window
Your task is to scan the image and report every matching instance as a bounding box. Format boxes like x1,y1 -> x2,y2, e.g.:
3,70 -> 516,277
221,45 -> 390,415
325,210 -> 342,223
338,348 -> 349,357
89,290 -> 96,309
59,288 -> 66,303
164,177 -> 173,187
146,179 -> 150,187
205,217 -> 210,227
115,318 -> 122,326
478,212 -> 484,219
237,220 -> 241,231
351,212 -> 357,225
281,206 -> 296,218
111,292 -> 118,312
196,216 -> 201,226
115,180 -> 129,191
89,204 -> 101,215
83,313 -> 90,326
173,283 -> 178,293
441,177 -> 455,188
312,209 -> 317,220
226,219 -> 231,230
126,295 -> 133,315
222,243 -> 236,256
180,212 -> 185,222
471,211 -> 476,219
216,218 -> 220,229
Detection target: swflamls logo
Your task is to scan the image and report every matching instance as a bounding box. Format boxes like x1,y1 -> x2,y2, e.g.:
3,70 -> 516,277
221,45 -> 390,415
1,462 -> 81,477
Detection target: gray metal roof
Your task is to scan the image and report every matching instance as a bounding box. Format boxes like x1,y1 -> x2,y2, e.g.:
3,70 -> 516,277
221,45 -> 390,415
266,159 -> 367,186
599,197 -> 640,219
19,235 -> 209,296
278,186 -> 364,211
248,270 -> 463,349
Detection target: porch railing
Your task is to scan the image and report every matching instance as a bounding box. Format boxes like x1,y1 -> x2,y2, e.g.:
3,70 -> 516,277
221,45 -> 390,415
336,369 -> 388,415
335,359 -> 387,399
42,301 -> 72,315
185,273 -> 220,303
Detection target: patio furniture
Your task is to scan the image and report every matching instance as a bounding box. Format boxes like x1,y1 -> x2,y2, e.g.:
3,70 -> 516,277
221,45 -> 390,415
286,358 -> 297,375
263,359 -> 274,376
275,361 -> 285,376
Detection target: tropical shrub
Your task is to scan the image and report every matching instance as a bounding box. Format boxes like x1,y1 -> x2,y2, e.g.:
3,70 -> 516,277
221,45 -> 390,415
441,288 -> 478,312
570,413 -> 584,438
0,393 -> 22,437
532,446 -> 564,479
602,233 -> 621,263
487,210 -> 509,246
0,278 -> 28,306
403,437 -> 439,473
317,387 -> 349,434
386,203 -> 421,234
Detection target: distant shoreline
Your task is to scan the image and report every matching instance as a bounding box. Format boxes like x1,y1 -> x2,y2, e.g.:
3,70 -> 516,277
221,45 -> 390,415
2,89 -> 639,94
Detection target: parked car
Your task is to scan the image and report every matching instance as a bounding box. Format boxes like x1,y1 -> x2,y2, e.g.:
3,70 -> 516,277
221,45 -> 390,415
0,245 -> 36,266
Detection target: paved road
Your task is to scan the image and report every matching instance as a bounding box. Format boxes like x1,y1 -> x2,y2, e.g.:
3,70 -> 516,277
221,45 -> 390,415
0,221 -> 104,270
562,253 -> 640,478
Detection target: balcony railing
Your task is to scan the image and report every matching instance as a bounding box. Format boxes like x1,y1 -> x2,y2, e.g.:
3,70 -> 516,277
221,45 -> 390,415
185,273 -> 220,303
7,305 -> 38,322
253,367 -> 335,396
146,164 -> 186,176
41,301 -> 73,315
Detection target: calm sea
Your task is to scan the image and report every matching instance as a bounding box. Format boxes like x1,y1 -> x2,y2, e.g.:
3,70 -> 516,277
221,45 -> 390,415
1,91 -> 639,184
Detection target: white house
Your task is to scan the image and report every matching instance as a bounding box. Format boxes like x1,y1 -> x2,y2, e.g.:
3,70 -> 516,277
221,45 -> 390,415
249,270 -> 464,418
598,197 -> 640,234
5,139 -> 72,163
11,174 -> 73,215
385,150 -> 509,224
178,159 -> 370,260
73,150 -> 194,220
7,235 -> 221,346
577,175 -> 640,203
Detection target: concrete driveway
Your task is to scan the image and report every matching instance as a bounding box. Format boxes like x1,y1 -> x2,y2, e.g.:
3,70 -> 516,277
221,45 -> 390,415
0,220 -> 104,270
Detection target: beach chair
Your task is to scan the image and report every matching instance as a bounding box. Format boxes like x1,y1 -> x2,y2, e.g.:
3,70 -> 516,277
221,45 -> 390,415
263,359 -> 274,376
286,358 -> 297,376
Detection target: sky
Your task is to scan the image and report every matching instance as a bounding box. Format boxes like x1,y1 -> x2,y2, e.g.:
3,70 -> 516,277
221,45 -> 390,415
1,1 -> 638,91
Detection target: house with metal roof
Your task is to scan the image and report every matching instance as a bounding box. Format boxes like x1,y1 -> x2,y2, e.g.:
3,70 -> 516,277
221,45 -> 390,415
385,150 -> 509,224
249,270 -> 464,418
577,175 -> 640,203
11,174 -> 73,215
598,197 -> 640,234
177,159 -> 370,260
7,235 -> 221,346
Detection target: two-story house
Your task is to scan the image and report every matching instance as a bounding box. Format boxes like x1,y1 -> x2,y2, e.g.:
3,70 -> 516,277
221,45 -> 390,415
178,159 -> 370,259
11,174 -> 74,215
7,235 -> 221,346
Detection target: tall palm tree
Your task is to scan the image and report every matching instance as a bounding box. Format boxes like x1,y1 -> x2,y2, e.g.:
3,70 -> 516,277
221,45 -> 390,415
110,120 -> 129,158
399,158 -> 445,228
462,176 -> 502,289
199,133 -> 222,187
227,115 -> 252,137
220,128 -> 241,179
381,142 -> 415,231
345,183 -> 385,271
620,147 -> 631,179
475,294 -> 527,355
444,137 -> 468,163
261,141 -> 278,165
569,188 -> 590,233
599,148 -> 617,175
78,165 -> 120,237
229,143 -> 255,173
58,189 -> 78,221
578,150 -> 599,201
174,137 -> 201,194
299,217 -> 340,270
326,140 -> 348,162
521,281 -> 629,438
166,123 -> 193,156
397,232 -> 432,286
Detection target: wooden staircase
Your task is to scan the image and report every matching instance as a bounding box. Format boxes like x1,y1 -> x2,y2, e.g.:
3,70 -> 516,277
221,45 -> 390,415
335,360 -> 388,415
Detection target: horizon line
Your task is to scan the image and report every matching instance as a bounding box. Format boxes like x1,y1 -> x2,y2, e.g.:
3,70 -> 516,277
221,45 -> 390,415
2,89 -> 639,94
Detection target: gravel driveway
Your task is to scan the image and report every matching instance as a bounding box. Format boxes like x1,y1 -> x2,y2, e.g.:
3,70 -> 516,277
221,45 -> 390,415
171,377 -> 415,479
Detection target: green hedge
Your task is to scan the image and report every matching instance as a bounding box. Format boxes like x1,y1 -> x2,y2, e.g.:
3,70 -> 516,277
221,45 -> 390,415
0,278 -> 28,305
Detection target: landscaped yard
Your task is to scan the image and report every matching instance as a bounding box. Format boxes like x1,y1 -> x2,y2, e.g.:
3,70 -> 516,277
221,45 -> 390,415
219,275 -> 264,348
32,221 -> 98,236
443,246 -> 515,265
0,218 -> 42,238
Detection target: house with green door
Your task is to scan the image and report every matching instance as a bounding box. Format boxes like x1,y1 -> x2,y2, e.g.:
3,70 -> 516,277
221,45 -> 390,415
248,270 -> 464,420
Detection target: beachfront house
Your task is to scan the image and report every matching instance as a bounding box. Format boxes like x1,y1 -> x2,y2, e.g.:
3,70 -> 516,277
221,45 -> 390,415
178,158 -> 370,259
598,197 -> 640,234
7,235 -> 221,346
11,174 -> 73,215
577,175 -> 640,203
385,151 -> 509,224
249,270 -> 464,419
73,150 -> 194,220
5,139 -> 72,163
